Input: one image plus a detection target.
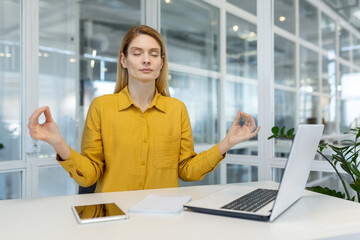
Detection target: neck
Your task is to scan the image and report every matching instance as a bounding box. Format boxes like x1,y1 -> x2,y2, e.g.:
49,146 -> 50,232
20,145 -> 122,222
128,79 -> 156,112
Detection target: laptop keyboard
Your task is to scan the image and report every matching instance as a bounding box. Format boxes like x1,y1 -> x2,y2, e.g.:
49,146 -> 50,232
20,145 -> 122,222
221,188 -> 278,213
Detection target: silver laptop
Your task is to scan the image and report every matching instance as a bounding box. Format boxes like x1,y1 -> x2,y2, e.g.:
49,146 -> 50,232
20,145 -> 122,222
185,124 -> 324,222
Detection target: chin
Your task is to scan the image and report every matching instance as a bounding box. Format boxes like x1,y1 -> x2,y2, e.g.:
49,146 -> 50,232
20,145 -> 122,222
136,78 -> 156,83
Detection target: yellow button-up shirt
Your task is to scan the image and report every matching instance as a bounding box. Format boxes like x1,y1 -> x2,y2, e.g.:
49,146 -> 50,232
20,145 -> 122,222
58,86 -> 225,193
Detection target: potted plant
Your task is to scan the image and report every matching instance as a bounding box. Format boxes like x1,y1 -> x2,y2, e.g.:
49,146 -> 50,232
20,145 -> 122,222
268,126 -> 360,203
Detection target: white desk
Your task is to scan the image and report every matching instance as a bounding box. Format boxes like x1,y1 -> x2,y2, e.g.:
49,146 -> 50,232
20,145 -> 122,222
1,181 -> 360,240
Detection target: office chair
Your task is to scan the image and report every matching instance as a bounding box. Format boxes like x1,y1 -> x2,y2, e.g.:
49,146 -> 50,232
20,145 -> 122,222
78,183 -> 97,194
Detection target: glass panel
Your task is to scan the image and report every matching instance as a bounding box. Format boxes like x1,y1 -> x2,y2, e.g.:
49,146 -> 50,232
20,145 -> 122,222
341,70 -> 360,101
353,37 -> 360,66
168,71 -> 219,144
39,0 -> 142,157
161,0 -> 220,71
226,13 -> 257,79
321,56 -> 336,95
38,166 -> 77,198
321,97 -> 336,135
274,0 -> 295,34
340,99 -> 360,132
339,26 -> 351,60
0,171 -> 22,200
226,0 -> 256,15
38,0 -> 78,157
274,90 -> 296,130
80,0 -> 140,59
272,168 -> 284,183
227,164 -> 258,183
299,93 -> 320,124
274,35 -> 295,87
300,46 -> 319,92
339,69 -> 360,132
342,71 -> 360,100
80,0 -> 140,119
339,64 -> 350,98
321,13 -> 336,57
226,80 -> 258,155
299,0 -> 318,44
274,89 -> 296,158
179,165 -> 220,187
0,0 -> 21,161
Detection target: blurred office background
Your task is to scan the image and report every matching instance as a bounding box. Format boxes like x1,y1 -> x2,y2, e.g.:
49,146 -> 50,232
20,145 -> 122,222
1,0 -> 360,199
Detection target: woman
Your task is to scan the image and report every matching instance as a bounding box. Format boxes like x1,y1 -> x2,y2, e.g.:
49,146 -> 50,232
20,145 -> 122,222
28,25 -> 260,193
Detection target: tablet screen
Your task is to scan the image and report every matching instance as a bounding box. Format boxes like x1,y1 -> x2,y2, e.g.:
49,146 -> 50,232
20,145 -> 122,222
73,203 -> 127,223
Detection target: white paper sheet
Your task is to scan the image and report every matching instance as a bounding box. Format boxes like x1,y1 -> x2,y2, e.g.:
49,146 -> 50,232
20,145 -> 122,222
128,194 -> 192,215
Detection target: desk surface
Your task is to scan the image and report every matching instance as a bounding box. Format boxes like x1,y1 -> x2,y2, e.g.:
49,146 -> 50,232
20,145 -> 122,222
1,181 -> 360,240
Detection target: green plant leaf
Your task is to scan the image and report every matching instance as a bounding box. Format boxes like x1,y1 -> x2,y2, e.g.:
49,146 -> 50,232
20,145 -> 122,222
330,145 -> 349,152
267,135 -> 276,140
286,128 -> 294,136
333,154 -> 344,163
350,183 -> 360,193
271,126 -> 279,135
340,162 -> 352,174
350,164 -> 360,178
306,186 -> 345,199
280,126 -> 285,135
318,143 -> 328,152
351,153 -> 359,164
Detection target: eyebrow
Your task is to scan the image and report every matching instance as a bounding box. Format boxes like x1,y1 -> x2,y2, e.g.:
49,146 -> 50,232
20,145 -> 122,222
130,47 -> 160,52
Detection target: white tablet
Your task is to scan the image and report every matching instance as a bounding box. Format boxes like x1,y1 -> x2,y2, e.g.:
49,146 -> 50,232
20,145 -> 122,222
72,203 -> 129,224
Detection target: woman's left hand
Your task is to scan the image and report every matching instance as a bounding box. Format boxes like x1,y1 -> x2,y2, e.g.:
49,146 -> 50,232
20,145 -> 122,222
218,111 -> 261,154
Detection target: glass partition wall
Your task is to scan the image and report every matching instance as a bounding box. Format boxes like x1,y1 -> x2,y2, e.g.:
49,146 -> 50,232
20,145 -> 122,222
0,0 -> 23,200
273,0 -> 360,195
1,0 -> 360,199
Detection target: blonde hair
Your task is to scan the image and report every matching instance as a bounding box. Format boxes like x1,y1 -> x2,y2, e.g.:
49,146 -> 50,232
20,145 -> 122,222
114,25 -> 170,97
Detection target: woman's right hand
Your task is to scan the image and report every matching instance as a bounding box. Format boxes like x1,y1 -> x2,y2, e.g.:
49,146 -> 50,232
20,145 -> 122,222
28,106 -> 70,159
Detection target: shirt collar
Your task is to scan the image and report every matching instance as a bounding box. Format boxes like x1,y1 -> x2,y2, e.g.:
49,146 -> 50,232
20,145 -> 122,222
117,86 -> 167,113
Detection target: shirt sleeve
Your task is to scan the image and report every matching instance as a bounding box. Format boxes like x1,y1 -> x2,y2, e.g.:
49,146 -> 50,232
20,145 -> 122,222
178,103 -> 225,181
57,98 -> 105,187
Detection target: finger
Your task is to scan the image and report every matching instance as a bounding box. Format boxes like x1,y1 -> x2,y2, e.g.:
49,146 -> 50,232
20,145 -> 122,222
243,112 -> 256,130
28,106 -> 47,127
231,111 -> 242,127
247,113 -> 256,130
43,106 -> 54,123
250,125 -> 261,137
241,112 -> 252,127
28,127 -> 40,139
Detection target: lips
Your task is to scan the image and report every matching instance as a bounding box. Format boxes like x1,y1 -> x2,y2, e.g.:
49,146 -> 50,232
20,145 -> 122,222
140,68 -> 152,73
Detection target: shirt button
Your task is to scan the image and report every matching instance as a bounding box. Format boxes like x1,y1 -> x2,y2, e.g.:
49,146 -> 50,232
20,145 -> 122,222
143,138 -> 147,143
142,161 -> 146,166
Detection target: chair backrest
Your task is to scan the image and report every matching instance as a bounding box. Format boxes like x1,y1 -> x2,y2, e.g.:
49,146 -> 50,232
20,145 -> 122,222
78,183 -> 97,194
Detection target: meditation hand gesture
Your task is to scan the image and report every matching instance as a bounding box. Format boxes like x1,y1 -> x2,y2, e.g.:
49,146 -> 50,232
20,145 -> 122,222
218,111 -> 261,154
28,106 -> 70,159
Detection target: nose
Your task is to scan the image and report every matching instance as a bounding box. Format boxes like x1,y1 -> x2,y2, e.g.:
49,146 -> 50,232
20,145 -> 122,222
142,53 -> 150,65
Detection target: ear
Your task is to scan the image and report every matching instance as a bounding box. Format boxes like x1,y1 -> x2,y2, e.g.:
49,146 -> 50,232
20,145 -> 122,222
120,53 -> 127,68
160,55 -> 164,69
